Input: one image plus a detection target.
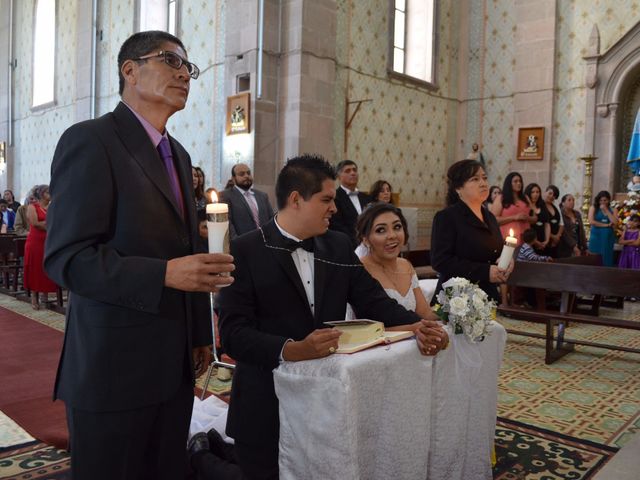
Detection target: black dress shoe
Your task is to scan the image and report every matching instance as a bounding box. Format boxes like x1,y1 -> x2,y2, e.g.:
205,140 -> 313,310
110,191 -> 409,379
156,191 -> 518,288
187,432 -> 210,461
207,428 -> 237,463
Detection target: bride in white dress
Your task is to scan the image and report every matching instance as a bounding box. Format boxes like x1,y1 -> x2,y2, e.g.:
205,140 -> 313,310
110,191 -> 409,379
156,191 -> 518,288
355,202 -> 438,322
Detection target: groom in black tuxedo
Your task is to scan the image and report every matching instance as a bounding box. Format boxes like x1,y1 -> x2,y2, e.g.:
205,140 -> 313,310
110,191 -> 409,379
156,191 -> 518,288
218,154 -> 448,480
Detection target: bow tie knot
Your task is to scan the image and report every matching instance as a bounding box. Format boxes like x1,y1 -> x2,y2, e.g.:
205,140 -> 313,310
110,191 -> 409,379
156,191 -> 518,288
282,237 -> 314,253
347,190 -> 359,196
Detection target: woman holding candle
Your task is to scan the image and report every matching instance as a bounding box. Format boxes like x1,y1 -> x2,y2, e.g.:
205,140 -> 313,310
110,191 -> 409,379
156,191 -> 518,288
431,160 -> 511,304
588,190 -> 618,266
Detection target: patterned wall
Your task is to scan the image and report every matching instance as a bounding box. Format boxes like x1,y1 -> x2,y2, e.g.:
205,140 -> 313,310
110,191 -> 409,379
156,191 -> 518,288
12,0 -> 78,202
479,0 -> 515,188
334,0 -> 457,211
9,0 -> 227,201
553,0 -> 640,198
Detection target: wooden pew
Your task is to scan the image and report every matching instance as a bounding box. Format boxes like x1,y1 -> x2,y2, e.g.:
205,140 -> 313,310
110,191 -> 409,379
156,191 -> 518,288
498,261 -> 640,364
0,235 -> 26,294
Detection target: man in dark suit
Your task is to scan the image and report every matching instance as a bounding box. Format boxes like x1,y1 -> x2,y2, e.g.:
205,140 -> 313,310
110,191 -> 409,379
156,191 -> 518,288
329,159 -> 371,247
218,154 -> 448,480
44,31 -> 235,480
220,163 -> 274,238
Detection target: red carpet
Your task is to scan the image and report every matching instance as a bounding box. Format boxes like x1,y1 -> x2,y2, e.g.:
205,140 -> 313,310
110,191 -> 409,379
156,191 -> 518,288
0,306 -> 68,449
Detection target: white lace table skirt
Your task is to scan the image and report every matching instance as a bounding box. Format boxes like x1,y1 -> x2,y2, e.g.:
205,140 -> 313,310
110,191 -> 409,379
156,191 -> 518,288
274,321 -> 506,480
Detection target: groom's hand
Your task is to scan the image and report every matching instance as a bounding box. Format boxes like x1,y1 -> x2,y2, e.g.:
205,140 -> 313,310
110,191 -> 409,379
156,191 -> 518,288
282,328 -> 342,361
415,319 -> 449,356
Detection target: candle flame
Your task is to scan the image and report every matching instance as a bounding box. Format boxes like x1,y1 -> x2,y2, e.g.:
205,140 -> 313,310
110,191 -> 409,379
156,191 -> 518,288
509,228 -> 514,237
210,191 -> 218,203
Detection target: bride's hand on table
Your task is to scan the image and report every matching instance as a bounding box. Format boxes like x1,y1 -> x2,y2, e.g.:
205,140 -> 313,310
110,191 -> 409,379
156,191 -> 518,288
415,319 -> 449,356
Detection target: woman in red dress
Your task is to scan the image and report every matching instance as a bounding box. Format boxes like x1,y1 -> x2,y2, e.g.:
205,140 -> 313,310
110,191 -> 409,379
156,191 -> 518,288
24,184 -> 57,309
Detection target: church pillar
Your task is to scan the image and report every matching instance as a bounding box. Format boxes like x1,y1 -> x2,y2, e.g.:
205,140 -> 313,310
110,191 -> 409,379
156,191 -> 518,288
512,0 -> 557,186
223,0 -> 336,199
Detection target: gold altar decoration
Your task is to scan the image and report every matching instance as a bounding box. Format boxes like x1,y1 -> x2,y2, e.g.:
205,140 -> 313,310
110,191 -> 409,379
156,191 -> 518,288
580,154 -> 597,237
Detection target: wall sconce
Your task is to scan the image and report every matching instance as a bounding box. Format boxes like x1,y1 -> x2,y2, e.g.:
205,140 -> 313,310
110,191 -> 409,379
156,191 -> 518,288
0,142 -> 6,174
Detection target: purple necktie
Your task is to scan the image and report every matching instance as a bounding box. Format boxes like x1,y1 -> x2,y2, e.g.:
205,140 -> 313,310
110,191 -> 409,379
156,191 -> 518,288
157,137 -> 185,218
244,190 -> 261,228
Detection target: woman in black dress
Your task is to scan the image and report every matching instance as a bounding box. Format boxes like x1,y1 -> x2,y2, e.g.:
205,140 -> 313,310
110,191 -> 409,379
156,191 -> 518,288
431,160 -> 512,304
542,185 -> 564,258
524,183 -> 549,253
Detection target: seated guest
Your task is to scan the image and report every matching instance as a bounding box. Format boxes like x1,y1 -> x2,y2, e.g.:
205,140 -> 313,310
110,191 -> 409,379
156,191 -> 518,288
369,180 -> 394,204
524,183 -> 549,252
0,200 -> 16,231
542,185 -> 564,258
431,159 -> 511,304
218,154 -> 448,480
517,229 -> 552,262
329,159 -> 371,247
558,194 -> 587,257
356,202 -> 436,319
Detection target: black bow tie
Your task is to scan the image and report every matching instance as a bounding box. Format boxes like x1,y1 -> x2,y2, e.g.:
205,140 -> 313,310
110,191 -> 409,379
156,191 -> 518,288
282,237 -> 314,253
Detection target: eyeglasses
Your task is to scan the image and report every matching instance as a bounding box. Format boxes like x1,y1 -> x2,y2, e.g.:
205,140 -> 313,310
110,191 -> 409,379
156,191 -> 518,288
134,50 -> 200,79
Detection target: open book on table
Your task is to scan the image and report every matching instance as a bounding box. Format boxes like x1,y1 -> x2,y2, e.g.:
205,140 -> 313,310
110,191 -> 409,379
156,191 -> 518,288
324,320 -> 414,354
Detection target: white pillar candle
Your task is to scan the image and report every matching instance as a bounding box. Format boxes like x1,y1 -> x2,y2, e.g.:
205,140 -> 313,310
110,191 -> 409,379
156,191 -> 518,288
206,202 -> 229,254
497,229 -> 517,270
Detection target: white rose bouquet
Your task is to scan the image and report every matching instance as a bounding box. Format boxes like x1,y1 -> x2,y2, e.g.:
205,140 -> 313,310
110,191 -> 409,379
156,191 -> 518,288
433,277 -> 496,343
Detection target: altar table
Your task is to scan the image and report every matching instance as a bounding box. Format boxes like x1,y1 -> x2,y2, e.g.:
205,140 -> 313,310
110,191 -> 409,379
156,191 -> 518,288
273,321 -> 507,480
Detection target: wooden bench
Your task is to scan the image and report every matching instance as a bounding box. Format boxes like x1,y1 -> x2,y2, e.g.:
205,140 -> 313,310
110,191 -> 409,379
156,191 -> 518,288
498,261 -> 640,364
0,235 -> 26,294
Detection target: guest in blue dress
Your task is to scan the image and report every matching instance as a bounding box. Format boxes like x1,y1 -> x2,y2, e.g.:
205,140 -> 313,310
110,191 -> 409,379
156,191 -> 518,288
588,190 -> 618,266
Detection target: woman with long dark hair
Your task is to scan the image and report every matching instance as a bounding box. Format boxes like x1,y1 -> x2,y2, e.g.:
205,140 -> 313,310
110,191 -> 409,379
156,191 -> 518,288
542,185 -> 564,258
431,160 -> 510,303
524,183 -> 549,252
490,172 -> 533,245
588,190 -> 618,266
369,180 -> 394,204
193,166 -> 207,211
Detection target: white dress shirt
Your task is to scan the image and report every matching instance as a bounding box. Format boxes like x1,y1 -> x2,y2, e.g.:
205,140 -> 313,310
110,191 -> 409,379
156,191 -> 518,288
274,217 -> 315,314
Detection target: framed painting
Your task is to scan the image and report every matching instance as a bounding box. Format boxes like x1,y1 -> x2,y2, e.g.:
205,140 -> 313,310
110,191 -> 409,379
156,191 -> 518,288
226,93 -> 250,135
517,127 -> 544,161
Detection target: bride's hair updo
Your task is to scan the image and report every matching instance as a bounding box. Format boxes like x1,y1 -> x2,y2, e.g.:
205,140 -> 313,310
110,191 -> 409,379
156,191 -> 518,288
445,160 -> 484,206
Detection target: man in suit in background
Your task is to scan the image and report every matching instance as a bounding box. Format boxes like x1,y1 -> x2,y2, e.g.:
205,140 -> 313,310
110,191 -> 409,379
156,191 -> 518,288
218,154 -> 448,480
329,159 -> 371,247
44,31 -> 234,480
220,163 -> 274,238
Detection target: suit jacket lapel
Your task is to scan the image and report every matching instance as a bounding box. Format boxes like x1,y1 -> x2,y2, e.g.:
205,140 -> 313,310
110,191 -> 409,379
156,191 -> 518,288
262,221 -> 311,311
112,102 -> 184,222
235,188 -> 256,219
338,187 -> 358,217
168,134 -> 192,226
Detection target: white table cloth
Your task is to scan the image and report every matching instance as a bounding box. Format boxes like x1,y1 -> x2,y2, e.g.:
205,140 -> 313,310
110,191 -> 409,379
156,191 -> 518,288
273,321 -> 507,480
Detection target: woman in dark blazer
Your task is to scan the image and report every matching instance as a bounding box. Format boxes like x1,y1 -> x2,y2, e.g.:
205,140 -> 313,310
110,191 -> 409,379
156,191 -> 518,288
431,160 -> 511,304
